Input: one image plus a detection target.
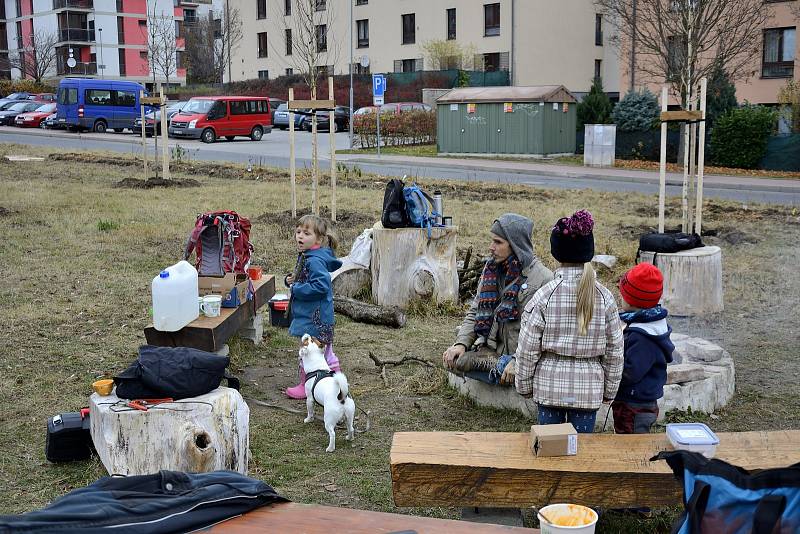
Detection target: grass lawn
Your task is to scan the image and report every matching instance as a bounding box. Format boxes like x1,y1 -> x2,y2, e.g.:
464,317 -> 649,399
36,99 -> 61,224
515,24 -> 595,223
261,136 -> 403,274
339,144 -> 438,157
1,143 -> 799,531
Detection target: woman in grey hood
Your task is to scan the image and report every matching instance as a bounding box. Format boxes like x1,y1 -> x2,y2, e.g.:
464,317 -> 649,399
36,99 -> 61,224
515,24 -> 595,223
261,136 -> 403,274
443,213 -> 553,385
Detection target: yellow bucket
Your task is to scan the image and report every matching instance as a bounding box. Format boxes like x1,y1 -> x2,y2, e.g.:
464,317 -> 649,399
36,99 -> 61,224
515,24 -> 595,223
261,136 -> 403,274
92,379 -> 114,396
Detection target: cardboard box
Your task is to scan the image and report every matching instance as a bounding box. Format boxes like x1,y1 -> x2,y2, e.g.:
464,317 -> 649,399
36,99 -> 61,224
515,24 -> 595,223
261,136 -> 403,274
199,273 -> 250,308
530,423 -> 578,457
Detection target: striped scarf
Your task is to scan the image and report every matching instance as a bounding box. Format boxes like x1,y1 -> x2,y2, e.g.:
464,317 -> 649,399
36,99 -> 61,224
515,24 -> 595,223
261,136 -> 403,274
474,255 -> 524,338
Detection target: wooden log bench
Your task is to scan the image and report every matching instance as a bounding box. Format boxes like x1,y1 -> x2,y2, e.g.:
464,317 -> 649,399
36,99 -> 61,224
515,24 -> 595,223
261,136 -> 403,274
390,430 -> 800,509
207,501 -> 538,533
144,275 -> 275,352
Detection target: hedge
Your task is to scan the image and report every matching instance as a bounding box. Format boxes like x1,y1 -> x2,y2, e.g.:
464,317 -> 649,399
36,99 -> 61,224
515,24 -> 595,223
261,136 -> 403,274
354,110 -> 436,147
0,80 -> 56,97
711,105 -> 776,169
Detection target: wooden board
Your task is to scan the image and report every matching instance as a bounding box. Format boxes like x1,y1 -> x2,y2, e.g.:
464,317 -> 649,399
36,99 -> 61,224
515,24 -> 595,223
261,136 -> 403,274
390,430 -> 800,508
288,99 -> 335,110
208,502 -> 538,533
141,96 -> 165,105
144,276 -> 275,352
661,110 -> 703,122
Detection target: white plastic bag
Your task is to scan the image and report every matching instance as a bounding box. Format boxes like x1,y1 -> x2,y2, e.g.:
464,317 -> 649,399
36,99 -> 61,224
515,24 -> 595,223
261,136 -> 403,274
345,229 -> 373,268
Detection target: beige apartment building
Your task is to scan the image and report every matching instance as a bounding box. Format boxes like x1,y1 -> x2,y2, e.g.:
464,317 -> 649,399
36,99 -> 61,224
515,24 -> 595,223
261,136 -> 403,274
229,0 -> 620,97
622,1 -> 799,105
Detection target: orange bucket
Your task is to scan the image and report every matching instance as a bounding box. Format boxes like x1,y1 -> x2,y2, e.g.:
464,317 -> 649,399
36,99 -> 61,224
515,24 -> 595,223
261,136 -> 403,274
247,266 -> 263,280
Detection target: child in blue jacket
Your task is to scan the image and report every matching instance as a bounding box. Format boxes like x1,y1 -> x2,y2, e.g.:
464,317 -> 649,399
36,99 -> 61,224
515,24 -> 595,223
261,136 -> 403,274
284,215 -> 343,399
613,263 -> 674,433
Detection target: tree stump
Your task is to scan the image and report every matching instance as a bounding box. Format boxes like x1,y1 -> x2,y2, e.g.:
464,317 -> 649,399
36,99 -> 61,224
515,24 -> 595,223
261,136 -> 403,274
371,226 -> 459,309
638,245 -> 723,316
90,386 -> 249,476
331,264 -> 371,298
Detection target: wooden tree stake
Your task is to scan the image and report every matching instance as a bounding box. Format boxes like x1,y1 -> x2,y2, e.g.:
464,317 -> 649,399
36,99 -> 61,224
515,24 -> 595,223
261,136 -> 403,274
695,77 -> 708,235
289,87 -> 297,218
140,90 -> 147,180
329,76 -> 336,222
658,86 -> 668,233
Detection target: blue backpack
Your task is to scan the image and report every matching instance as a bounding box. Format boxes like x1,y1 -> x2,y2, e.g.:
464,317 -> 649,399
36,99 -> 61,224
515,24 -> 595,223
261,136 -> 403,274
654,450 -> 800,534
403,183 -> 441,236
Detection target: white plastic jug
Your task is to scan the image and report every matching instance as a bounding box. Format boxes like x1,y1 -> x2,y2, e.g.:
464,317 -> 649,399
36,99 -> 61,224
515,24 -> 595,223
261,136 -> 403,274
152,260 -> 199,331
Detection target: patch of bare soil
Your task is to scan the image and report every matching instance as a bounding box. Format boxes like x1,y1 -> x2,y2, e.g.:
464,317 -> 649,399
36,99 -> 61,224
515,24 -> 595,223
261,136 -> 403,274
0,206 -> 11,216
257,207 -> 377,232
114,177 -> 201,189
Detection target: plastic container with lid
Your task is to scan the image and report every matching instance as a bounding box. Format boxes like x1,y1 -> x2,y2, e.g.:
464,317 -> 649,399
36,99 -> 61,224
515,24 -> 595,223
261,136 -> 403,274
666,423 -> 720,458
152,260 -> 199,332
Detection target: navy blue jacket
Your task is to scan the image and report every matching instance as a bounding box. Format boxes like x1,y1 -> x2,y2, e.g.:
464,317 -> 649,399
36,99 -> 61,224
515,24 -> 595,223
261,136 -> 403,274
615,318 -> 675,403
288,247 -> 342,345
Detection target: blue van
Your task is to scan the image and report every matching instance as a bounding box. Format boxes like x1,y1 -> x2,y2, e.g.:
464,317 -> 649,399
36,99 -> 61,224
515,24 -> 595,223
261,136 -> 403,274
57,78 -> 147,133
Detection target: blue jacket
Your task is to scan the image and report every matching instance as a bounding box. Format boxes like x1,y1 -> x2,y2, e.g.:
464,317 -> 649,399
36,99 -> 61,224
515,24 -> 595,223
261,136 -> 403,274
288,247 -> 342,344
615,318 -> 675,403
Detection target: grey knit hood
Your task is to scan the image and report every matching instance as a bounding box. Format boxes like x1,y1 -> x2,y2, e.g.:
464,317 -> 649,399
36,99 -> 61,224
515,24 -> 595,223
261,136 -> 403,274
491,213 -> 536,268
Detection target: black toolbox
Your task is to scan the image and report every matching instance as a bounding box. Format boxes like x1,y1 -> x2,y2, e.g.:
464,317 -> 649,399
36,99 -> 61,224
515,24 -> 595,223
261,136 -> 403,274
45,410 -> 93,462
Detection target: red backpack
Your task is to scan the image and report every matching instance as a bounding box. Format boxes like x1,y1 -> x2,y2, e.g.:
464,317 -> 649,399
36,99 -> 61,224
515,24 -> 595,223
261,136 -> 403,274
183,210 -> 254,276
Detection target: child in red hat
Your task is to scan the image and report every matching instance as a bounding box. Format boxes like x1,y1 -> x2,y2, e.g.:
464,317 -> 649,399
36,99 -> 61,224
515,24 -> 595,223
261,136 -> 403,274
613,263 -> 675,434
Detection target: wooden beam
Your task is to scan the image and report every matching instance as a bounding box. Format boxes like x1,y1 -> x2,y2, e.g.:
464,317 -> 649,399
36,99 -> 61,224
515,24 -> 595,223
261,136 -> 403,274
144,276 -> 275,352
661,110 -> 703,122
289,99 -> 335,110
390,430 -> 800,509
141,96 -> 165,105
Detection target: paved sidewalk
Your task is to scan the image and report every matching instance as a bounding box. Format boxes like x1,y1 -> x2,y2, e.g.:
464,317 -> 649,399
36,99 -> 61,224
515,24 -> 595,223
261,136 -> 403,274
338,153 -> 800,193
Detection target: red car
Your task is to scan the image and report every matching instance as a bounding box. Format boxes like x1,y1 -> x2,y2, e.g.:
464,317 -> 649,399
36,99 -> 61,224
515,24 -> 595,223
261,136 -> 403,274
29,93 -> 56,102
15,103 -> 56,127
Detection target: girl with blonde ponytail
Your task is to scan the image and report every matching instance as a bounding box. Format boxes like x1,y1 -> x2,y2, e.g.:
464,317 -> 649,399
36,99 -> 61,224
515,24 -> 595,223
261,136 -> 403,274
514,210 -> 624,433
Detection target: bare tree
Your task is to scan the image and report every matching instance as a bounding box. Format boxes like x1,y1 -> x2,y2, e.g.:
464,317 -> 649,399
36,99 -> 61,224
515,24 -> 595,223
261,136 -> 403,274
596,0 -> 771,105
142,4 -> 178,89
184,14 -> 220,84
215,7 -> 243,84
271,0 -> 340,96
0,28 -> 59,84
422,39 -> 477,71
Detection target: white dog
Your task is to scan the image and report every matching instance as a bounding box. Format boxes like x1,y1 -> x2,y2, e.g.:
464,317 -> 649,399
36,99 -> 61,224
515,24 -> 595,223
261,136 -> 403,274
299,334 -> 355,452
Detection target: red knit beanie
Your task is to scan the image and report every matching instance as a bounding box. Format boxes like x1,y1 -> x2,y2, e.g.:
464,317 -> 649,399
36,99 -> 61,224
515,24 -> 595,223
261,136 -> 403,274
619,263 -> 663,308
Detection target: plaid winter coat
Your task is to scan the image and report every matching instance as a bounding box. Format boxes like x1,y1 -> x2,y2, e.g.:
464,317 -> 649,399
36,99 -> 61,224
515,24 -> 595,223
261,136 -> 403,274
514,266 -> 624,410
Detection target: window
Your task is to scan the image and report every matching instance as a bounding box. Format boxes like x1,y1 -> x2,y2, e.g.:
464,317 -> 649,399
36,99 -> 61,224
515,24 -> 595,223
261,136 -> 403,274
118,48 -> 126,75
763,27 -> 796,78
595,14 -> 602,46
316,65 -> 329,76
316,24 -> 326,52
15,21 -> 21,48
285,28 -> 292,55
484,3 -> 500,36
666,35 -> 685,80
116,90 -> 136,107
258,70 -> 269,79
357,19 -> 368,48
175,20 -> 183,39
176,50 -> 184,69
57,87 -> 77,105
86,89 -> 112,105
230,99 -> 267,114
315,0 -> 325,11
257,0 -> 266,19
353,62 -> 369,74
257,31 -> 268,58
15,0 -> 20,18
447,8 -> 456,40
594,59 -> 602,79
284,0 -> 290,15
184,8 -> 196,24
285,67 -> 293,75
356,0 -> 367,4
117,16 -> 125,44
138,19 -> 146,27
402,13 -> 415,44
209,100 -> 227,119
213,18 -> 221,38
484,52 -> 500,71
139,51 -> 148,61
394,58 -> 421,72
116,0 -> 122,11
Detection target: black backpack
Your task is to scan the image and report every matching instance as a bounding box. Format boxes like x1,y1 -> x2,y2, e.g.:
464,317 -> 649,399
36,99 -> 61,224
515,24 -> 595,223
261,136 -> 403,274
381,178 -> 410,228
114,345 -> 240,400
639,232 -> 703,254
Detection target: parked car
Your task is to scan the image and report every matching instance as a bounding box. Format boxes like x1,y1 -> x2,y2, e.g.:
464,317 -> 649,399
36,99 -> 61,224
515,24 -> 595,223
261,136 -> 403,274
0,100 -> 26,111
300,106 -> 351,132
0,101 -> 42,125
14,103 -> 57,127
169,96 -> 273,143
56,77 -> 148,133
354,102 -> 432,115
29,93 -> 56,102
42,112 -> 61,129
268,97 -> 286,123
4,91 -> 31,101
134,101 -> 189,136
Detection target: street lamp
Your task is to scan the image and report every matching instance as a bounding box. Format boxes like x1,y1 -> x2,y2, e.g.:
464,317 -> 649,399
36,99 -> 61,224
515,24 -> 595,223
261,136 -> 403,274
98,27 -> 104,78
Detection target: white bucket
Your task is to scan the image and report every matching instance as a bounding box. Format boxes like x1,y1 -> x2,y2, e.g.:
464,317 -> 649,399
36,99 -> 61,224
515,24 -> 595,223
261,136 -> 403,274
538,504 -> 598,534
200,295 -> 222,317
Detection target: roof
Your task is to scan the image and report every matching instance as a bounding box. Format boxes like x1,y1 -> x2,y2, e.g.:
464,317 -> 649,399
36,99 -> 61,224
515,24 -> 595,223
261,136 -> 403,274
436,85 -> 577,104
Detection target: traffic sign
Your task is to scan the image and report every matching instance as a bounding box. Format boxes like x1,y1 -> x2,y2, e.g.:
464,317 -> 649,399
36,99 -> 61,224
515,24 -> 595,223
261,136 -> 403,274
372,74 -> 386,97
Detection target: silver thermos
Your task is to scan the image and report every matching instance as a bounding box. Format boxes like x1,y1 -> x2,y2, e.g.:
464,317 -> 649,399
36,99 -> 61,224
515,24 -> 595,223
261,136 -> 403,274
433,190 -> 443,225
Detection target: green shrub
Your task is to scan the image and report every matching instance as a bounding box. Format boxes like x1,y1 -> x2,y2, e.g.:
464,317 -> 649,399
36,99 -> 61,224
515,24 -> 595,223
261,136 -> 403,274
711,105 -> 776,169
354,110 -> 436,147
612,88 -> 660,132
577,77 -> 613,130
0,79 -> 55,97
706,63 -> 738,130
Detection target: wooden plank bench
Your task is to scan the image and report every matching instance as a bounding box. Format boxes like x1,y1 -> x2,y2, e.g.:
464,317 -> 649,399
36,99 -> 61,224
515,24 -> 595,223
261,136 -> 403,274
390,430 -> 800,509
206,501 -> 538,533
144,275 -> 275,352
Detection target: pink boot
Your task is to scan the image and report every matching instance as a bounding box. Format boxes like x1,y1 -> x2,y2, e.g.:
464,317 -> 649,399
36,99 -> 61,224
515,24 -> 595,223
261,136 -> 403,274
325,344 -> 341,372
285,365 -> 307,399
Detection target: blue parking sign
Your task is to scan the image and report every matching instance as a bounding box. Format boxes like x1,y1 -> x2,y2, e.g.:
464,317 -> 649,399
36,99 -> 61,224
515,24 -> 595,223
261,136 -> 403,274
372,74 -> 386,97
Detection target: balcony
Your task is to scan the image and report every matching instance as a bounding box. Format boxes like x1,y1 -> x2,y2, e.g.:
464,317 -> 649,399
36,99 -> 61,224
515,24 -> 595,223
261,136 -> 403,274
57,60 -> 97,76
53,0 -> 93,9
59,28 -> 95,43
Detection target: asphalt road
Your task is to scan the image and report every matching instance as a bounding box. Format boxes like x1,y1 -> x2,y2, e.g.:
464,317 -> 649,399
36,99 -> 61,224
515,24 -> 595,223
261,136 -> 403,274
1,127 -> 797,206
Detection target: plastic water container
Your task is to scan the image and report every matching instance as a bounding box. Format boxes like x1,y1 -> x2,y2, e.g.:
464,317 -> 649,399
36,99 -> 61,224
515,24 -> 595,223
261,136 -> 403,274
666,423 -> 720,458
152,260 -> 199,331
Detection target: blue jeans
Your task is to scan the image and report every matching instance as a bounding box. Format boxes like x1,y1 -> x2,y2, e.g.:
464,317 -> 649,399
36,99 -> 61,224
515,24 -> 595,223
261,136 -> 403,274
537,405 -> 597,433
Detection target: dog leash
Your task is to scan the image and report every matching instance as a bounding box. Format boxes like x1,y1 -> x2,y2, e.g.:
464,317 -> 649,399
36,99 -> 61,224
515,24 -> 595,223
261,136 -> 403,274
245,397 -> 372,434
